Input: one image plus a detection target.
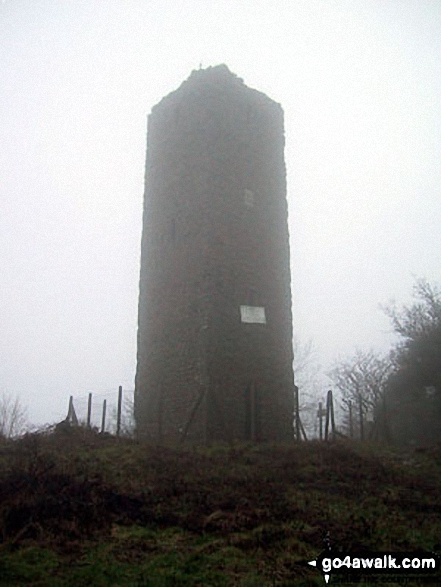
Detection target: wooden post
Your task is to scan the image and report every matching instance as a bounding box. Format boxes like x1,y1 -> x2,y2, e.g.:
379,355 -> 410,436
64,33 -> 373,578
359,396 -> 364,441
330,390 -> 336,440
68,395 -> 79,425
101,399 -> 107,433
325,390 -> 335,441
325,393 -> 330,441
318,401 -> 324,441
68,395 -> 73,420
299,417 -> 308,441
117,386 -> 123,437
87,392 -> 92,428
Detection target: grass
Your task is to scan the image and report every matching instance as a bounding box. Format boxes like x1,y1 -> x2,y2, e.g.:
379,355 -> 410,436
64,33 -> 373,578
0,428 -> 440,585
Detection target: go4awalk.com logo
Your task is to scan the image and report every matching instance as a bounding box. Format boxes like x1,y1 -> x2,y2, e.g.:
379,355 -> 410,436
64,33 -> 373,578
308,551 -> 440,584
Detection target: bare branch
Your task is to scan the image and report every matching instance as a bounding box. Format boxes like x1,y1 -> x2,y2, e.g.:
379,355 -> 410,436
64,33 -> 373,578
0,392 -> 28,438
328,349 -> 393,414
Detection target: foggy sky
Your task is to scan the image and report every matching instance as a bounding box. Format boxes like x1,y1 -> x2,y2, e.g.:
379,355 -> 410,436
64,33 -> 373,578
1,0 -> 440,424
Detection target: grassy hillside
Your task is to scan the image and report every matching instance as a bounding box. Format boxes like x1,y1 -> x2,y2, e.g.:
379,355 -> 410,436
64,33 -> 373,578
0,428 -> 440,586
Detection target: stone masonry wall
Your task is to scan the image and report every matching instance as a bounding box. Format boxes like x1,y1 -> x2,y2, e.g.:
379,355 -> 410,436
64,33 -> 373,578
135,65 -> 294,443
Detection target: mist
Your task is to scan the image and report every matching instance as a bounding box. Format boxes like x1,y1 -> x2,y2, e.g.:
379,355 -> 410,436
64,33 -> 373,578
1,0 -> 440,425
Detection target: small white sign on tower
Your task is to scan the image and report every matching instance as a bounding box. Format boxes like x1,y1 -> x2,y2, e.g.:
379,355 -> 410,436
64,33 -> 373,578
240,305 -> 266,324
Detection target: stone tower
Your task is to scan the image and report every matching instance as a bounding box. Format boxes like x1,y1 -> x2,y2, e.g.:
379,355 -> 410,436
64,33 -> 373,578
135,65 -> 294,443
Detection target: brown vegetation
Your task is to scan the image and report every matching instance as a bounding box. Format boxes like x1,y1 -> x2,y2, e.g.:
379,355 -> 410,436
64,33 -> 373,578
0,428 -> 440,585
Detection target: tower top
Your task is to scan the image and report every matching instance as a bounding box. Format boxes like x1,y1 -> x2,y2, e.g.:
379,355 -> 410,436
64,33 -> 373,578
187,64 -> 243,84
151,64 -> 281,115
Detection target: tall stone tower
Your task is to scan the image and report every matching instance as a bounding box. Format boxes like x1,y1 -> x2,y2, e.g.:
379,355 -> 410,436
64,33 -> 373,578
135,65 -> 294,443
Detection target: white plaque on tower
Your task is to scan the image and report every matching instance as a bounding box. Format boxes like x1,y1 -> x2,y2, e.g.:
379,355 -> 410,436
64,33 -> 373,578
240,305 -> 266,324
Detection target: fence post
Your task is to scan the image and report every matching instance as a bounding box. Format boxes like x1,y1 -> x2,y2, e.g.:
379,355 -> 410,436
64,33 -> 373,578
299,416 -> 308,441
68,395 -> 73,420
67,395 -> 79,425
87,393 -> 92,428
325,390 -> 335,441
318,401 -> 323,441
330,390 -> 336,439
101,399 -> 107,433
117,386 -> 123,436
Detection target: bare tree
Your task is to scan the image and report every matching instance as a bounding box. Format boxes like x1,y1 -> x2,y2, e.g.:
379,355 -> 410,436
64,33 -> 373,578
382,278 -> 441,444
382,278 -> 441,341
328,349 -> 393,438
0,392 -> 28,438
